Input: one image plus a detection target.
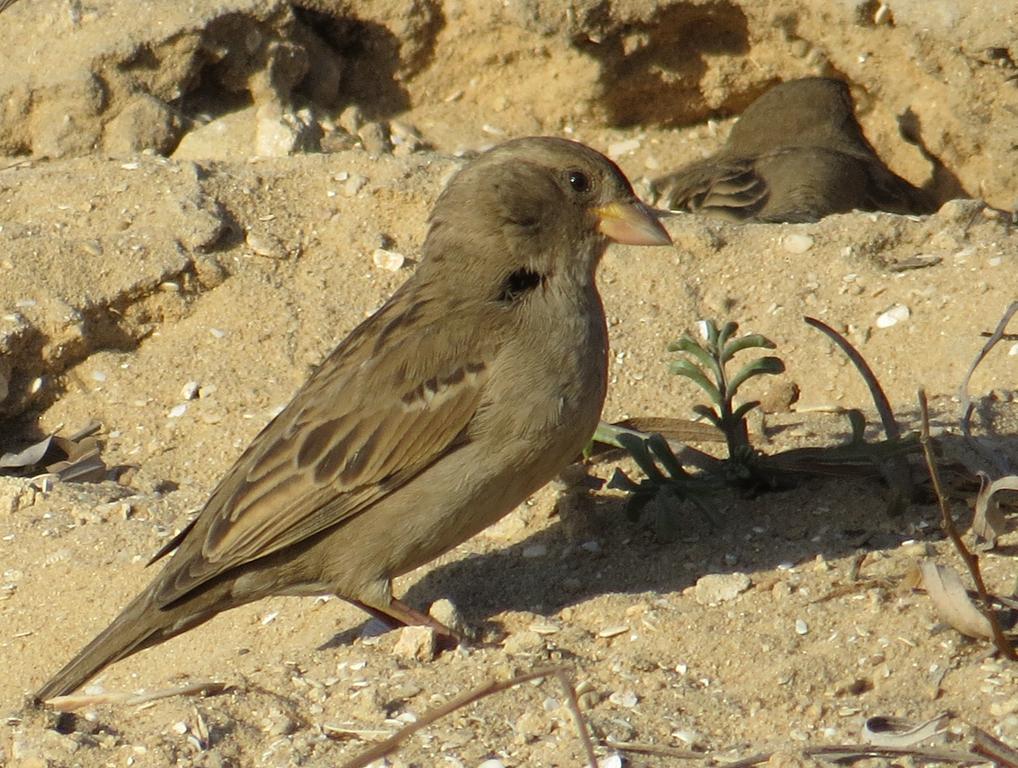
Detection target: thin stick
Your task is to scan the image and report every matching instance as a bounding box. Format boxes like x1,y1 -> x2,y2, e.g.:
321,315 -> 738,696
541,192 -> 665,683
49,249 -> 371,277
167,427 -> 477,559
721,743 -> 984,768
608,740 -> 703,758
339,666 -> 596,768
918,389 -> 1016,660
804,316 -> 912,508
43,680 -> 228,711
958,301 -> 1018,475
552,667 -> 597,767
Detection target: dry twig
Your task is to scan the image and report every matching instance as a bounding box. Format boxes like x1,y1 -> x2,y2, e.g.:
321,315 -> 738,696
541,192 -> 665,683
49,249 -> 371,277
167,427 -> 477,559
918,388 -> 1016,660
338,666 -> 596,768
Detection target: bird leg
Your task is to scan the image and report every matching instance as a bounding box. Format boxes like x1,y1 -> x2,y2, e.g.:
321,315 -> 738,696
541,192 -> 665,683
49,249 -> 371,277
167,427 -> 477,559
350,598 -> 462,647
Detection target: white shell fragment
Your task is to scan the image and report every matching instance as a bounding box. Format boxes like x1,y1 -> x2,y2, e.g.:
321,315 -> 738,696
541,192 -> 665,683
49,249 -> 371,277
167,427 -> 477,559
782,233 -> 814,253
795,618 -> 809,635
372,248 -> 405,271
167,404 -> 187,418
876,304 -> 911,328
608,689 -> 639,708
597,625 -> 629,638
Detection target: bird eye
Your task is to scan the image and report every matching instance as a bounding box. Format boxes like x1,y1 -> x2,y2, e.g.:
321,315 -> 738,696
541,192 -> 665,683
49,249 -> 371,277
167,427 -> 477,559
568,170 -> 590,193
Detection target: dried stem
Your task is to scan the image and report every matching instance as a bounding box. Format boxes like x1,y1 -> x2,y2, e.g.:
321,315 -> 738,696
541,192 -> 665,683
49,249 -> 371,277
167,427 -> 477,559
917,388 -> 1016,660
338,665 -> 596,768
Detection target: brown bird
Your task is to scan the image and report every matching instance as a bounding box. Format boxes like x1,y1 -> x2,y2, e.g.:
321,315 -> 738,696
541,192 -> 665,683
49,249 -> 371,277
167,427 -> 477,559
653,77 -> 936,222
35,136 -> 672,701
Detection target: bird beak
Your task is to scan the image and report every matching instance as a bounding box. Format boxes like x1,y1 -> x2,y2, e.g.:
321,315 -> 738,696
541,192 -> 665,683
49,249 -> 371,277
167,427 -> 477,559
594,200 -> 673,246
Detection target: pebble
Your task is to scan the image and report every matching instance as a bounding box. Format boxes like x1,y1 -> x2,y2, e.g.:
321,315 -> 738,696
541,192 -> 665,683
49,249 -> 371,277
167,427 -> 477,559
181,381 -> 200,400
782,233 -> 814,253
246,230 -> 287,259
167,403 -> 187,418
502,629 -> 545,656
693,572 -> 751,605
429,598 -> 466,636
393,625 -> 437,661
477,760 -> 506,768
599,755 -> 624,768
344,174 -> 367,196
608,689 -> 639,708
372,248 -> 405,271
597,625 -> 629,638
876,304 -> 910,328
795,618 -> 809,635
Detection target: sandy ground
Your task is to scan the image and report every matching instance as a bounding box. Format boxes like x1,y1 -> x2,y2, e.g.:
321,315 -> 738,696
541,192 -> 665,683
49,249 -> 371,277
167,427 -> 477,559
1,1 -> 1017,766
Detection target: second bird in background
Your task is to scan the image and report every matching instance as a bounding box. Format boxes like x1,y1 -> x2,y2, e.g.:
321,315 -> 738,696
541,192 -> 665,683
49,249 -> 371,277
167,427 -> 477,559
653,77 -> 937,223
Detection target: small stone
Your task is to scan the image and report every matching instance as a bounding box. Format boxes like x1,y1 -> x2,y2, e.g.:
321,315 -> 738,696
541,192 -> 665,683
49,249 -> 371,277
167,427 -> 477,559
344,174 -> 367,197
372,248 -> 405,271
608,689 -> 639,708
167,403 -> 187,418
393,625 -> 437,662
246,230 -> 288,259
876,304 -> 910,328
338,104 -> 364,134
180,381 -> 200,400
795,618 -> 809,635
597,625 -> 629,639
782,233 -> 814,254
694,572 -> 751,605
357,122 -> 392,155
429,598 -> 466,636
502,630 -> 545,656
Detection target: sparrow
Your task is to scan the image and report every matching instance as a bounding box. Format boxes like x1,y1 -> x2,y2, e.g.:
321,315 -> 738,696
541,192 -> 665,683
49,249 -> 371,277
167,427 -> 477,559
653,77 -> 937,222
34,136 -> 672,701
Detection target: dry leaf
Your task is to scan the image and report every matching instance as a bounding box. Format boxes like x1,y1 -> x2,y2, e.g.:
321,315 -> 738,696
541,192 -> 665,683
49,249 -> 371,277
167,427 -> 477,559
971,471 -> 1018,550
920,561 -> 993,640
862,713 -> 949,747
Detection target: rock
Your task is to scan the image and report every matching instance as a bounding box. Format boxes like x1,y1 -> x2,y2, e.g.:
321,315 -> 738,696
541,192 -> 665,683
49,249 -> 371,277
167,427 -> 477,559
502,630 -> 545,656
428,598 -> 467,637
29,74 -> 104,157
393,625 -> 437,662
357,121 -> 392,155
103,94 -> 183,156
694,572 -> 752,605
255,103 -> 321,156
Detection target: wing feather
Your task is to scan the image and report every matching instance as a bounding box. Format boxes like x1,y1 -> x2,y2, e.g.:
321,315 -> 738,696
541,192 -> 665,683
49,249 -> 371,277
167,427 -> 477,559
152,284 -> 497,606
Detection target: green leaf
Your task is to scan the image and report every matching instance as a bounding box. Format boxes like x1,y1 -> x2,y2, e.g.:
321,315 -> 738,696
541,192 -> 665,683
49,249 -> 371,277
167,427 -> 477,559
721,333 -> 777,363
845,409 -> 867,443
692,403 -> 723,429
647,433 -> 689,480
607,467 -> 642,493
728,356 -> 786,396
670,336 -> 717,372
617,433 -> 666,483
669,360 -> 722,403
732,400 -> 761,422
717,320 -> 740,348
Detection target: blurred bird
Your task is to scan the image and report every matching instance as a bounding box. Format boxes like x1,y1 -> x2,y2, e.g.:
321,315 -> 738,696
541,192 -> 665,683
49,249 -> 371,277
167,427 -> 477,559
653,77 -> 936,222
35,136 -> 672,701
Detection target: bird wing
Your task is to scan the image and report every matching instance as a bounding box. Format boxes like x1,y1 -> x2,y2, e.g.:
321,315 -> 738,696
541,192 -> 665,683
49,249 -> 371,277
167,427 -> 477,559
152,283 -> 498,606
654,157 -> 768,221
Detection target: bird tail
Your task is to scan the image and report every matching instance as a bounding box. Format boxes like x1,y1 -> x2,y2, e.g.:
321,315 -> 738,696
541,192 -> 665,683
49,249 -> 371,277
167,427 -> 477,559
35,583 -> 171,702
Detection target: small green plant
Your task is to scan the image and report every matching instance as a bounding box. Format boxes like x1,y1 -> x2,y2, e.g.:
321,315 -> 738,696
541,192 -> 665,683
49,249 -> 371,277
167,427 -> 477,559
600,316 -> 926,533
668,319 -> 784,474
